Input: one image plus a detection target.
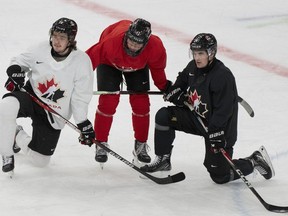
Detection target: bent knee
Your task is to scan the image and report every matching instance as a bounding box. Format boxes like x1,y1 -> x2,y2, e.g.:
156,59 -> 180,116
155,107 -> 170,126
0,96 -> 19,119
210,171 -> 232,184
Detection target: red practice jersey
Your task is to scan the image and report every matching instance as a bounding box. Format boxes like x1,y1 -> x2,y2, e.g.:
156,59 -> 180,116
86,20 -> 168,90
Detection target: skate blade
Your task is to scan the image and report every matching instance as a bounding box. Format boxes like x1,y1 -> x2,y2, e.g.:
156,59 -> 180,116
259,145 -> 275,177
95,158 -> 108,170
99,163 -> 105,170
4,170 -> 14,179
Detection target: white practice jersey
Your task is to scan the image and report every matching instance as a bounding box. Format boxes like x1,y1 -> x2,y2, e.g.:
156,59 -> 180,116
10,41 -> 94,130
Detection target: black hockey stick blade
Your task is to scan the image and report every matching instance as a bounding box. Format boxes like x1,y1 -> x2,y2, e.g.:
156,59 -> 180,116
245,180 -> 288,213
147,172 -> 186,185
93,90 -> 162,95
93,140 -> 185,185
237,96 -> 254,117
191,112 -> 288,213
221,149 -> 288,213
265,203 -> 288,213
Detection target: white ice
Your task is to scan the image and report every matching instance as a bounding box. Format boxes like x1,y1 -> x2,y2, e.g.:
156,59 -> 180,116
0,0 -> 288,215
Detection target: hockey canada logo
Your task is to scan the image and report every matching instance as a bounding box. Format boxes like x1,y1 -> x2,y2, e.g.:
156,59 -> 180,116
189,90 -> 208,118
37,78 -> 65,103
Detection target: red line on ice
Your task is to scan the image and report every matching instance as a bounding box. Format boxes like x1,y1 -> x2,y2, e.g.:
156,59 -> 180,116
63,0 -> 288,77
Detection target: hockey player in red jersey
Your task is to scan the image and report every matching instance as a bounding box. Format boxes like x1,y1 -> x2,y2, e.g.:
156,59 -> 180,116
86,18 -> 171,165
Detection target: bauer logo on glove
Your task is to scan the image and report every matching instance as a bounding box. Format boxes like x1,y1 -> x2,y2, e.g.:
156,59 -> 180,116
208,130 -> 227,151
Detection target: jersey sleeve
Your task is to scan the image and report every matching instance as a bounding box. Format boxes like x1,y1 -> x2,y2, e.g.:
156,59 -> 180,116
208,69 -> 236,131
9,45 -> 36,70
147,36 -> 168,90
86,42 -> 101,71
70,52 -> 94,124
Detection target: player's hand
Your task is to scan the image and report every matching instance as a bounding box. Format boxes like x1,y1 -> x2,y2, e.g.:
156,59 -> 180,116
5,65 -> 26,91
163,85 -> 188,107
77,119 -> 95,146
208,129 -> 227,153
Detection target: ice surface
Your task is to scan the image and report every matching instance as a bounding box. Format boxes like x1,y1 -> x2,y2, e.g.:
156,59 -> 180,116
0,0 -> 288,215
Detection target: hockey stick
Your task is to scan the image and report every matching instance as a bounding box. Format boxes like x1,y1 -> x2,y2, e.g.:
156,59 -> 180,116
19,87 -> 185,185
220,149 -> 288,213
185,102 -> 288,213
93,90 -> 162,95
93,91 -> 254,118
237,96 -> 254,117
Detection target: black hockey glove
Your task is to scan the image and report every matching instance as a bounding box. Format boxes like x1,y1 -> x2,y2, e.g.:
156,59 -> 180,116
77,119 -> 95,147
208,129 -> 227,153
161,80 -> 173,93
5,65 -> 26,91
163,85 -> 188,107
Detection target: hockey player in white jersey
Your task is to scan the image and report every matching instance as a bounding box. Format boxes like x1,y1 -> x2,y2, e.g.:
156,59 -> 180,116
0,17 -> 95,176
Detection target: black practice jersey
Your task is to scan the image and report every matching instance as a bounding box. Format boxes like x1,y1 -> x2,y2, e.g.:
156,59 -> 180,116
173,58 -> 238,146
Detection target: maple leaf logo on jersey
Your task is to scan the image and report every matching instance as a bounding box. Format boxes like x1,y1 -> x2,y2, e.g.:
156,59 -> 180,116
37,78 -> 64,103
189,90 -> 208,118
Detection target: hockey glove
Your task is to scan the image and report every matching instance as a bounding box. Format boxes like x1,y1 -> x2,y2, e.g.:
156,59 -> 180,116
163,85 -> 188,107
208,129 -> 227,153
5,65 -> 26,91
161,80 -> 173,93
77,119 -> 95,147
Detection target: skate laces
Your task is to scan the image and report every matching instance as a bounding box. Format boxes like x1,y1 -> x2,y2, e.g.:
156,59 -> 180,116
148,154 -> 170,167
96,142 -> 109,155
255,166 -> 268,175
253,152 -> 269,175
2,156 -> 13,166
147,155 -> 163,167
135,141 -> 150,156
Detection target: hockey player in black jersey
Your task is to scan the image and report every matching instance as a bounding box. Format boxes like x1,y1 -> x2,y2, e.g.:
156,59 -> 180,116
140,33 -> 275,184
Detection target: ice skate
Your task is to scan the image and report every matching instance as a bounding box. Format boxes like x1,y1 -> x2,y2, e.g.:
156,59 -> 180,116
140,153 -> 172,178
132,140 -> 151,178
140,154 -> 171,172
95,141 -> 109,169
132,140 -> 151,166
247,145 -> 275,180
